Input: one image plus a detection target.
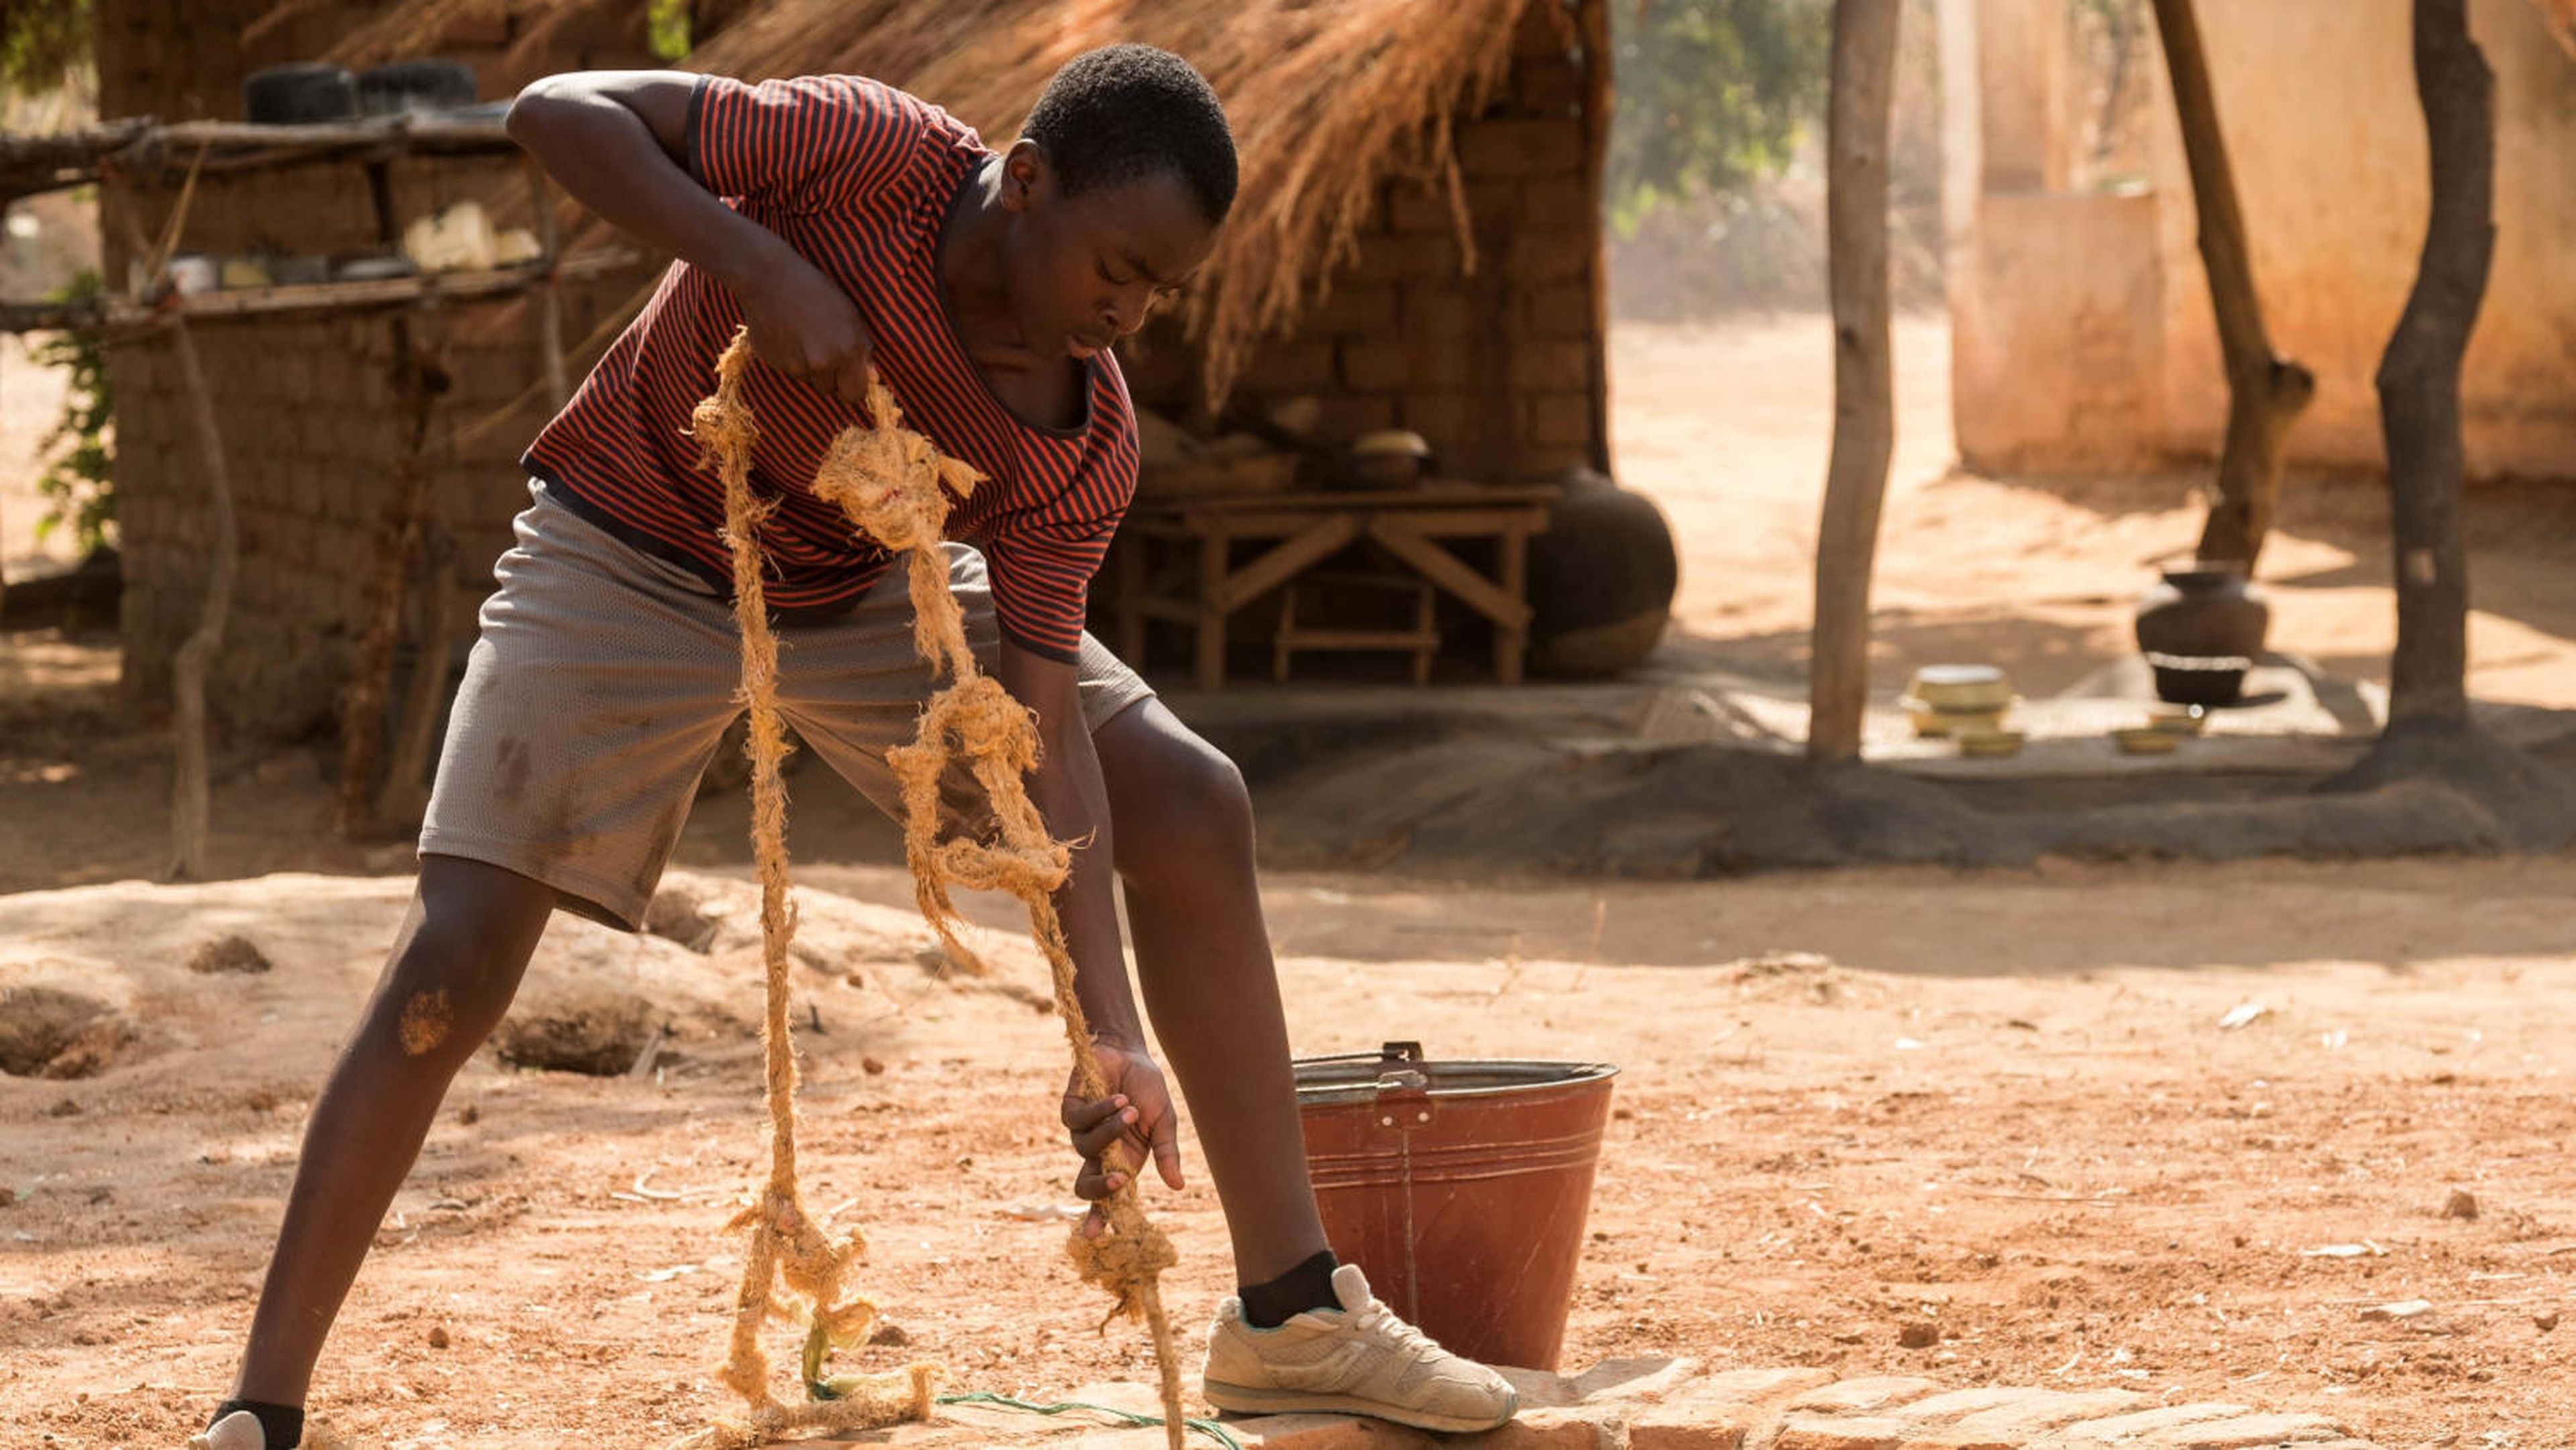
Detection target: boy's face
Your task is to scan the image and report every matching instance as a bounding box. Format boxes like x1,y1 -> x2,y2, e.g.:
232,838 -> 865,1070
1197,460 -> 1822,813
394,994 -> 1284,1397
1001,142 -> 1220,363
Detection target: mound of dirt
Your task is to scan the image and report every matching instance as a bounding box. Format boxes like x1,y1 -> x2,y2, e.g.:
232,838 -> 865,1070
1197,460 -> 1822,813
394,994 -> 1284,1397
186,933 -> 272,974
494,988 -> 661,1076
0,984 -> 136,1079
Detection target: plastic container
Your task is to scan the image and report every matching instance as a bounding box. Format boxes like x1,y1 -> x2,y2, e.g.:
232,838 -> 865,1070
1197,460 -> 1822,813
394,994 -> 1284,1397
1294,1042 -> 1617,1370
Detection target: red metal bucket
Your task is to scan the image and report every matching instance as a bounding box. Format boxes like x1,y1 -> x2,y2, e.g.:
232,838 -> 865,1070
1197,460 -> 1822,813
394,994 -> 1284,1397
1294,1041 -> 1618,1371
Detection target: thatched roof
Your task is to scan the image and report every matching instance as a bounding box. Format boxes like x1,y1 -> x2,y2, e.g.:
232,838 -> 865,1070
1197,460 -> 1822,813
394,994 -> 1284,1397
279,0 -> 1572,406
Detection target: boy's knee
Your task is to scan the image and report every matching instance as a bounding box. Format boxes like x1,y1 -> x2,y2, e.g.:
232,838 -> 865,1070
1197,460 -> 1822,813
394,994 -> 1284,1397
1119,735 -> 1253,880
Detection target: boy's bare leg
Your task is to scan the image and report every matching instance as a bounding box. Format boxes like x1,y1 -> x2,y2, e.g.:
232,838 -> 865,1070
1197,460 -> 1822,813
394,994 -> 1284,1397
228,855 -> 556,1407
1093,698 -> 1328,1286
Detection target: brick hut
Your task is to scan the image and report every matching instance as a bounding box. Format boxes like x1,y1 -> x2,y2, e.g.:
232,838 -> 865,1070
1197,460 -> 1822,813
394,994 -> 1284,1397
103,0 -> 1611,745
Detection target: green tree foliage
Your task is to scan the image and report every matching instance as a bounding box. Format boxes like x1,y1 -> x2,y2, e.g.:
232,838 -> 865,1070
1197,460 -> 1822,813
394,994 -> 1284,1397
32,272 -> 115,555
1,0 -> 89,97
1608,0 -> 1833,233
647,0 -> 693,62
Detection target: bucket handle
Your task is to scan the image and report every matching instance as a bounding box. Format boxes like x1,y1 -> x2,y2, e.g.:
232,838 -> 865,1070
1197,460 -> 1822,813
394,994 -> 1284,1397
1299,1043 -> 1436,1131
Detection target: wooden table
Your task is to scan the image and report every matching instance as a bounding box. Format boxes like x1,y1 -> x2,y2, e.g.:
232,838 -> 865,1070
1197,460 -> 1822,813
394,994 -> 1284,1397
1114,484 -> 1557,690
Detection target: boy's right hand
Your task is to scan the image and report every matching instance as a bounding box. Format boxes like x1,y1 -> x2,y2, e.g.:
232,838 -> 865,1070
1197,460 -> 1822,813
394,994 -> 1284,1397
731,247 -> 877,407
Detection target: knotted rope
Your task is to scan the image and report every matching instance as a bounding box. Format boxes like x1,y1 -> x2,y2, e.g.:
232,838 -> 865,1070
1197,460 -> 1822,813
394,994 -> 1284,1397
683,331 -> 1185,1449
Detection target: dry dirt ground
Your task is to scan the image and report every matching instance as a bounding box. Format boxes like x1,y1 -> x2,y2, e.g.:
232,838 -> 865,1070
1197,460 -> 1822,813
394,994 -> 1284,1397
4,317 -> 2576,1449
3,860 -> 2573,1449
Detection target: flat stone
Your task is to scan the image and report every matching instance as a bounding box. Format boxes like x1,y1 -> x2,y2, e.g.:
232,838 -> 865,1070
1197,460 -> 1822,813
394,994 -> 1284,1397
2135,1412 -> 2351,1448
2048,1403 -> 2255,1445
1926,1390 -> 2153,1443
1772,1412 -> 1911,1450
1563,1355 -> 1707,1406
1629,1420 -> 1750,1450
1451,1407 -> 1620,1448
1219,1412 -> 1440,1449
1886,1388 -> 2055,1425
1632,1365 -> 1838,1449
1791,1378 -> 1943,1414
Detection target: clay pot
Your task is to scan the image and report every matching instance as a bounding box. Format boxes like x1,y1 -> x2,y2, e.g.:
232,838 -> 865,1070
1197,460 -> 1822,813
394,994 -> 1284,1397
2134,563 -> 2271,707
1527,470 -> 1679,678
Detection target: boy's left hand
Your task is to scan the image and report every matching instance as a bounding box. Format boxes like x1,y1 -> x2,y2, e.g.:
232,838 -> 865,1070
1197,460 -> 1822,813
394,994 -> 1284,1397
1060,1038 -> 1185,1236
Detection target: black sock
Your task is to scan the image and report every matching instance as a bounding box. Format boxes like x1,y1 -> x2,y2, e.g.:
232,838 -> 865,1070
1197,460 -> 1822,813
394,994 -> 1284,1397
211,1399 -> 303,1449
1238,1249 -> 1340,1329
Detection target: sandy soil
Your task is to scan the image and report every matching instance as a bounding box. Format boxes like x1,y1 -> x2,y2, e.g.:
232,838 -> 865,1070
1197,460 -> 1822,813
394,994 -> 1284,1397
6,315 -> 2576,1449
1614,314 -> 2576,709
3,859 -> 2572,1449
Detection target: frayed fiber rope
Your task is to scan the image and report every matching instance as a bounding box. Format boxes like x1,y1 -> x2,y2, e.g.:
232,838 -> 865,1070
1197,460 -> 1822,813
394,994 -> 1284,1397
685,331 -> 1187,1450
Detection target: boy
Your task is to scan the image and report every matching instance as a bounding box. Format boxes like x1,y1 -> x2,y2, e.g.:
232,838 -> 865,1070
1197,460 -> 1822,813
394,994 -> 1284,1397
195,45 -> 1517,1450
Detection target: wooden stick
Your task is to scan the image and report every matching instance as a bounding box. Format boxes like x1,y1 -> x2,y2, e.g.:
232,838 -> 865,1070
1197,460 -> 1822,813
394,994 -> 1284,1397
2149,0 -> 2315,569
376,526 -> 461,828
525,157 -> 573,407
338,334 -> 451,837
165,313 -> 235,881
1806,0 -> 1904,766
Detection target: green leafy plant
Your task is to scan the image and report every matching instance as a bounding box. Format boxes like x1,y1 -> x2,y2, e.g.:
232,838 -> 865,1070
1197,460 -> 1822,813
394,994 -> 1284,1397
1,0 -> 89,97
30,270 -> 114,556
647,0 -> 692,62
1608,0 -> 1833,234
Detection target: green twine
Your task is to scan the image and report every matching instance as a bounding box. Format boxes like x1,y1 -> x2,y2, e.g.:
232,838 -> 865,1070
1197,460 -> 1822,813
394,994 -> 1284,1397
933,1390 -> 1246,1449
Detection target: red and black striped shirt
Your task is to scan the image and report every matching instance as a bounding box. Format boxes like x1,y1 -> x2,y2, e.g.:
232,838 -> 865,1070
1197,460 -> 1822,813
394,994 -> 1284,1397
523,74 -> 1139,662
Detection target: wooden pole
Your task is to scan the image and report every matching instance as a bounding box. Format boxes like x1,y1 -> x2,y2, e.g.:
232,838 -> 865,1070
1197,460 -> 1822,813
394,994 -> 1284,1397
2149,0 -> 2315,569
375,525 -> 460,827
2379,0 -> 2493,726
1574,0 -> 1615,476
337,333 -> 448,836
525,156 -> 572,407
166,315 -> 236,880
1807,0 -> 1902,766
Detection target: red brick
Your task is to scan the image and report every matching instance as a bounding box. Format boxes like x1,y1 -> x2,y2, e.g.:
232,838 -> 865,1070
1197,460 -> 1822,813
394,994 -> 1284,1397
1525,282 -> 1594,339
1512,56 -> 1584,113
1510,341 -> 1591,393
1399,288 -> 1477,340
1400,391 -> 1485,449
1466,177 -> 1519,225
1511,227 -> 1595,282
1529,391 -> 1594,448
1344,233 -> 1466,284
1307,281 -> 1400,338
1240,338 -> 1339,393
1521,176 -> 1595,227
1458,117 -> 1586,177
1387,185 -> 1456,234
1343,338 -> 1471,392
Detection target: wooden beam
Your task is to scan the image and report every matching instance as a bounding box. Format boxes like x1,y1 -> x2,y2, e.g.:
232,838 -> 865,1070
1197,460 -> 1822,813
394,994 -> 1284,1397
1368,518 -> 1531,628
1807,0 -> 1904,766
2151,0 -> 2315,568
1208,514 -> 1362,613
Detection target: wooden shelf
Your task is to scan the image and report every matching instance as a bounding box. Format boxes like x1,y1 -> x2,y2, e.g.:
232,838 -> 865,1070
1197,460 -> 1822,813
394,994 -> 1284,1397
0,249 -> 645,334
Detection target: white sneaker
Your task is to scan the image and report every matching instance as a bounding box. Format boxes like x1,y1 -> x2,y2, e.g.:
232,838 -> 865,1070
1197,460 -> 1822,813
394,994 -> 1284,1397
1201,1263 -> 1519,1433
189,1410 -> 274,1450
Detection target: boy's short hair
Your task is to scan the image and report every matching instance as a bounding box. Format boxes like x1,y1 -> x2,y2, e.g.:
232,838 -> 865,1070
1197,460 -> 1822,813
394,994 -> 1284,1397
1023,44 -> 1238,224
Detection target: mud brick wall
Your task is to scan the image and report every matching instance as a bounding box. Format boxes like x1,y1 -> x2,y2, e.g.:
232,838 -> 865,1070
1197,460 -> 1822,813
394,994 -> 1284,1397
97,0 -> 655,739
1215,5 -> 1605,483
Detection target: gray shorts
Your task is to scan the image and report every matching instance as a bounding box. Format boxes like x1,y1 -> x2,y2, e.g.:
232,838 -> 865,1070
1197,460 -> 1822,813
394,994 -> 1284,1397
420,484 -> 1155,929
